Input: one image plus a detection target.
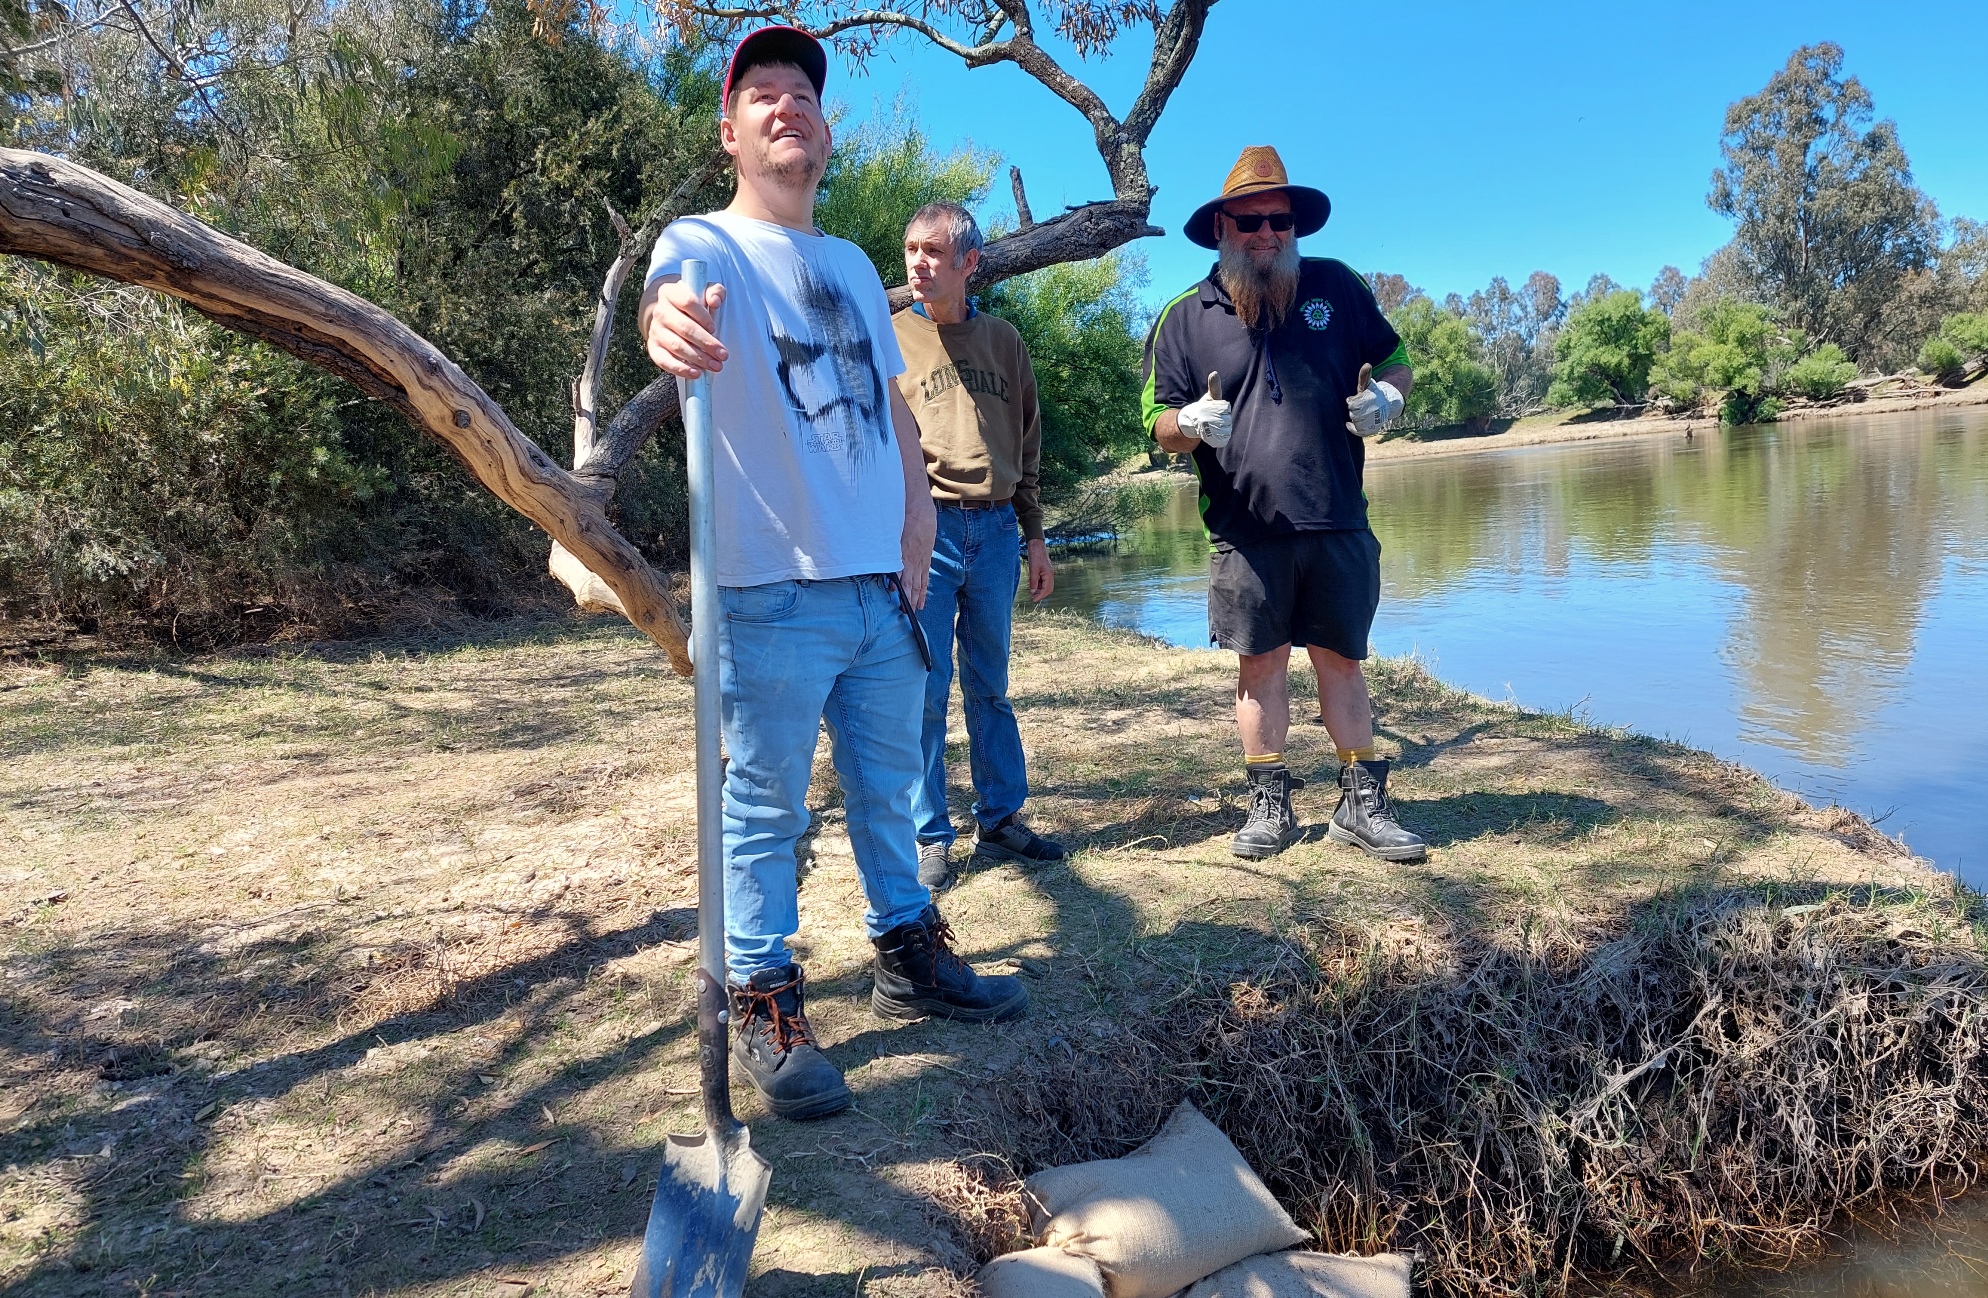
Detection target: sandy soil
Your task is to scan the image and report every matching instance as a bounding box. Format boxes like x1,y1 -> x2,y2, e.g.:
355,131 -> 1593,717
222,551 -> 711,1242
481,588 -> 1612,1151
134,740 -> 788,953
1364,379 -> 1988,465
0,614 -> 1940,1296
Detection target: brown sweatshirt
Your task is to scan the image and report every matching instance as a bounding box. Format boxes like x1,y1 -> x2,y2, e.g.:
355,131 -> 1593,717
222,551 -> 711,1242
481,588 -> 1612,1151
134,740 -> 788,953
891,307 -> 1045,541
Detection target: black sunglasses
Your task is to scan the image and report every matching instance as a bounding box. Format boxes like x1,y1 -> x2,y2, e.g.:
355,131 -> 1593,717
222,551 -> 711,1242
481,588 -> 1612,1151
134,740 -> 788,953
1221,211 -> 1295,233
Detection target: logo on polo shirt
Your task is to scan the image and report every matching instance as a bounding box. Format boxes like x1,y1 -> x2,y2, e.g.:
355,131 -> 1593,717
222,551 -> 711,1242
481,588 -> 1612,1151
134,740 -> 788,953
1301,298 -> 1333,331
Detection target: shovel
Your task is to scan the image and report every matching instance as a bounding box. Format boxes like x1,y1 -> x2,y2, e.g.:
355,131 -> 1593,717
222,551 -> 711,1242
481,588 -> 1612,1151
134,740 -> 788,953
629,258 -> 772,1298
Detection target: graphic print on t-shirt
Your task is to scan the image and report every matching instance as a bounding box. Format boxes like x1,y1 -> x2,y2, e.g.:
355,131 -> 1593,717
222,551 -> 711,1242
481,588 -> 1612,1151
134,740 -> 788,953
771,259 -> 892,463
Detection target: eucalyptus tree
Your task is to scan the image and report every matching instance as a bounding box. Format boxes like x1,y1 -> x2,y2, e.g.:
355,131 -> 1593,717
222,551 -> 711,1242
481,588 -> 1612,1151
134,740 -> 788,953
1708,42 -> 1938,363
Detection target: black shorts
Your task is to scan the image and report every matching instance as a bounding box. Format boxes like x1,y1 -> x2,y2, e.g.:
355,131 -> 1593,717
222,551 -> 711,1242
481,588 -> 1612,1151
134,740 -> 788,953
1208,529 -> 1381,659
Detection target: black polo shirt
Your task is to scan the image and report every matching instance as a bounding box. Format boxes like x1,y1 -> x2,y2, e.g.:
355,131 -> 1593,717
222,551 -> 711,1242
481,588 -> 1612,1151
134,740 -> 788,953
1141,258 -> 1406,545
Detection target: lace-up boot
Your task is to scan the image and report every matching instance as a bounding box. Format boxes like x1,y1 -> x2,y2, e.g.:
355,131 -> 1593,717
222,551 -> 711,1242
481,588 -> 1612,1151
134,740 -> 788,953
1328,758 -> 1427,862
729,964 -> 851,1121
871,905 -> 1027,1023
971,815 -> 1067,866
1231,765 -> 1303,859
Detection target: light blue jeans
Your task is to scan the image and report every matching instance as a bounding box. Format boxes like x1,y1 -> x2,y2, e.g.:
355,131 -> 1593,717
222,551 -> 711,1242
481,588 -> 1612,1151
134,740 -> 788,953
911,503 -> 1030,846
717,573 -> 931,983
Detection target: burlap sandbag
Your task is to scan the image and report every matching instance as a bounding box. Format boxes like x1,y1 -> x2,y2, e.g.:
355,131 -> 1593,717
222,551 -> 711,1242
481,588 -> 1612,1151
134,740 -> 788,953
1173,1249 -> 1413,1298
1025,1101 -> 1308,1298
978,1246 -> 1108,1298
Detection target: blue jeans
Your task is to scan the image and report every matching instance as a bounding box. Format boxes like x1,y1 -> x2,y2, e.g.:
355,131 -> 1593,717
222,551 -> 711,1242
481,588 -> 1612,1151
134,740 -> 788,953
717,574 -> 931,983
911,503 -> 1030,847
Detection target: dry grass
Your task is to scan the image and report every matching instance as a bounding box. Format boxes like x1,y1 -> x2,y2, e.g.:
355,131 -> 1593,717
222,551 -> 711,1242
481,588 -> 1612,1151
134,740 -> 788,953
970,886 -> 1988,1295
0,611 -> 1948,1296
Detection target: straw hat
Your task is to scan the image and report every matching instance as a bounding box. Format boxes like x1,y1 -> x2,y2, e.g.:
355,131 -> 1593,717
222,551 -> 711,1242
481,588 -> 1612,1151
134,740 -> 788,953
1184,146 -> 1330,249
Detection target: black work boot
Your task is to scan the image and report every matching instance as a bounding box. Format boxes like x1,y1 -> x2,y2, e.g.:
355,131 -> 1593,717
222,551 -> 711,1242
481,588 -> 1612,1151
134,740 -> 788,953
871,906 -> 1028,1023
1328,759 -> 1427,861
729,965 -> 852,1121
1231,765 -> 1303,859
972,814 -> 1067,866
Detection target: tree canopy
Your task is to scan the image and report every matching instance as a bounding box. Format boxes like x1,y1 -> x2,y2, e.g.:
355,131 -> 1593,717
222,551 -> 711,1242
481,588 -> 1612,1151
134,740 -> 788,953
1546,291 -> 1670,408
1708,42 -> 1939,363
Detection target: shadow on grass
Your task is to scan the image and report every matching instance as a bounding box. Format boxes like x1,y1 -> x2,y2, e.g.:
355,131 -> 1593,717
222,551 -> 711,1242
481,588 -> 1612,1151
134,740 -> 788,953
1401,790 -> 1619,849
1,617 -> 1933,1297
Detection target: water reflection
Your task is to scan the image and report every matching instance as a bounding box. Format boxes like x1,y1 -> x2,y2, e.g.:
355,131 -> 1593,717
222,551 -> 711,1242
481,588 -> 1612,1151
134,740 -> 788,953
1037,408 -> 1988,879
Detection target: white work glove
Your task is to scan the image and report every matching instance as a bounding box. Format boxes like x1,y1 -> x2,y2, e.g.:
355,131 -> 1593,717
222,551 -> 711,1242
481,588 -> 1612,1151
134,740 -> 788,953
1345,363 -> 1404,438
1178,371 -> 1233,448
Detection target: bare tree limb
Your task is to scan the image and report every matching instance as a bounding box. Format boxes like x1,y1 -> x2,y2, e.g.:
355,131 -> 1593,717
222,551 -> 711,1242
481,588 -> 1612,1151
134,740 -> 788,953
571,198 -> 635,473
580,374 -> 681,489
570,144 -> 727,475
1009,164 -> 1033,228
1121,0 -> 1212,149
553,146 -> 727,615
3,8 -> 129,59
0,146 -> 693,673
677,0 -> 1220,296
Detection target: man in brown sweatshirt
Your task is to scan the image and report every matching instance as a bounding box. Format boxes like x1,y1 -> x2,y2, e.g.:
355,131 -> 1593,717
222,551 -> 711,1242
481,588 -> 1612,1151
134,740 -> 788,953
894,201 -> 1066,889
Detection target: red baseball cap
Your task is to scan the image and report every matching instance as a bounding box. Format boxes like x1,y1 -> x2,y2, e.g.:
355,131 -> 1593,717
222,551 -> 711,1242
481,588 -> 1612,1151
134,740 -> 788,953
723,26 -> 828,105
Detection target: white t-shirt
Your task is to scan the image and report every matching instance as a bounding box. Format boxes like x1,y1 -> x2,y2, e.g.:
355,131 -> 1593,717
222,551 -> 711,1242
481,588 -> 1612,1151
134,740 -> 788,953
645,212 -> 907,588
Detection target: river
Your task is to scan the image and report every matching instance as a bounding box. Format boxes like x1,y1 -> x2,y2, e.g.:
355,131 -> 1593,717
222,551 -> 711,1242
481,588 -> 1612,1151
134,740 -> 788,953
1038,406 -> 1988,886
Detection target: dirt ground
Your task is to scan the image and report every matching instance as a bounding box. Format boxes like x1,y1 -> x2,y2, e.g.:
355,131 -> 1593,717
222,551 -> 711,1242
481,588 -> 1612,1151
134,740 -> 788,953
0,612 -> 1937,1296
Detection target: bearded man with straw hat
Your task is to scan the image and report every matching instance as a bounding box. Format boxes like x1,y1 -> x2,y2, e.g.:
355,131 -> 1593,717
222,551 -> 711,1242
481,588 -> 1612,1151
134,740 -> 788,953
1144,145 -> 1427,863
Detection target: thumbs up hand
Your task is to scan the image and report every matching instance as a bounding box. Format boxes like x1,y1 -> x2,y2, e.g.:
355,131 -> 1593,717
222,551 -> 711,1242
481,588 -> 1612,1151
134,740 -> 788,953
1345,362 -> 1403,438
1179,371 -> 1233,448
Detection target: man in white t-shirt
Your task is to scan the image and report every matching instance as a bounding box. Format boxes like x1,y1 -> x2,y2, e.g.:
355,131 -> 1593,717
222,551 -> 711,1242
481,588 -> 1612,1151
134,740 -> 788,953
637,26 -> 1027,1123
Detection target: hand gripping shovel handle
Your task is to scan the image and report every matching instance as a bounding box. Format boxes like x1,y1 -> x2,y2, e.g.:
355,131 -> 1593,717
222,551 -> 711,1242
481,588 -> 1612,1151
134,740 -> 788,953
630,260 -> 770,1298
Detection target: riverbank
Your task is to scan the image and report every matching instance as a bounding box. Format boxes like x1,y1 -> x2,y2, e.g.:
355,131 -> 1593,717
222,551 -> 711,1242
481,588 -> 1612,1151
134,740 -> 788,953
2,614 -> 1975,1296
1367,375 -> 1988,464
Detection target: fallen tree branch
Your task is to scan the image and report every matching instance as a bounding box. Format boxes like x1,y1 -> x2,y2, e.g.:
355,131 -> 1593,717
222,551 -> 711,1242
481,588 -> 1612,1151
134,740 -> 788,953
0,146 -> 692,673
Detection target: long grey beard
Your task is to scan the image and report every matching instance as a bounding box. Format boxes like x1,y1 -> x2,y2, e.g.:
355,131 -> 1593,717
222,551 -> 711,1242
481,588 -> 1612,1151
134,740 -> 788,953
1218,240 -> 1302,331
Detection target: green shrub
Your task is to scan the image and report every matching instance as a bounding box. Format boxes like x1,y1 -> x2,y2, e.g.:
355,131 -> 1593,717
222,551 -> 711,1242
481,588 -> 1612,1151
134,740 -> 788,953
1940,312 -> 1988,357
1386,298 -> 1499,427
1546,290 -> 1670,407
1919,336 -> 1965,382
982,255 -> 1150,484
1783,343 -> 1857,399
0,263 -> 395,634
1651,301 -> 1794,423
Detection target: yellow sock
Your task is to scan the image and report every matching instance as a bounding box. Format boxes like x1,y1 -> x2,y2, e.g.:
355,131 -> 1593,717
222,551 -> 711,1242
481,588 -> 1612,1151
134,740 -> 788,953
1244,751 -> 1284,767
1337,746 -> 1377,764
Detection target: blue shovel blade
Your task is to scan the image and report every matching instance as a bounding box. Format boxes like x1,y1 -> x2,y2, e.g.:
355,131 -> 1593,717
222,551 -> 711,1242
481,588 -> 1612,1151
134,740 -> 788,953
628,1126 -> 772,1298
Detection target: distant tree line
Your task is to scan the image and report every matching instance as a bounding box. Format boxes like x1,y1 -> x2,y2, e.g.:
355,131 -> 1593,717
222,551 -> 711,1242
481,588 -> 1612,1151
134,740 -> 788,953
1375,43 -> 1988,431
0,0 -> 1148,642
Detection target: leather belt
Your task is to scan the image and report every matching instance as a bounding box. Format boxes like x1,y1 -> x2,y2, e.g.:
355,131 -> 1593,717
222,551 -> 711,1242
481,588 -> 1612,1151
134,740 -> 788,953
940,497 -> 1012,510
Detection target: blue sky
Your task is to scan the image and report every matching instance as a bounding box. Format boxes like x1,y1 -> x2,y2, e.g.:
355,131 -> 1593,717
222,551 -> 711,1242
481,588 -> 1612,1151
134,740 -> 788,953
818,0 -> 1988,309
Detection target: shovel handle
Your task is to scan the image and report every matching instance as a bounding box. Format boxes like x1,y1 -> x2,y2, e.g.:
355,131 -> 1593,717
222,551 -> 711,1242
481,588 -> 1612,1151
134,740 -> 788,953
1356,362 -> 1373,393
681,260 -> 740,1137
